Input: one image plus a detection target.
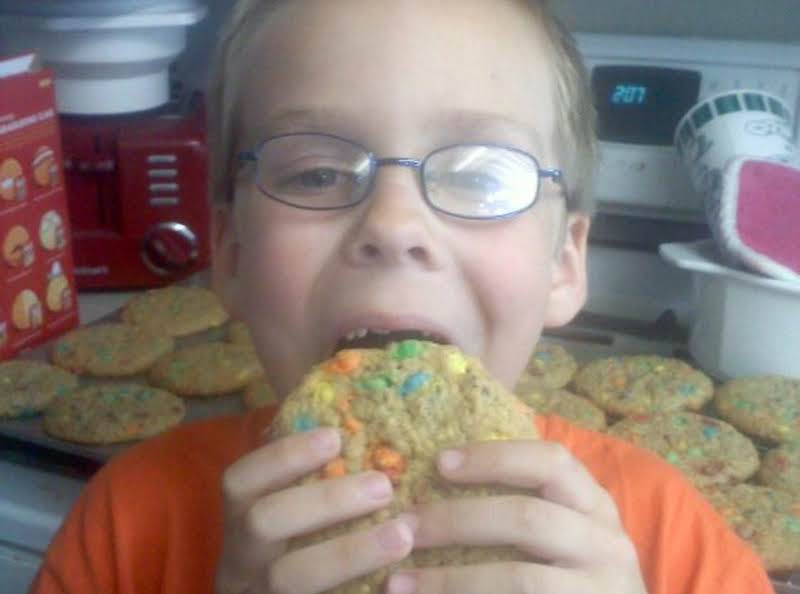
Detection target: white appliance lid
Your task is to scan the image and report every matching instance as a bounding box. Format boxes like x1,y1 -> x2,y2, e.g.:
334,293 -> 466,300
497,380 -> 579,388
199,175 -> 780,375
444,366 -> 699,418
0,0 -> 200,17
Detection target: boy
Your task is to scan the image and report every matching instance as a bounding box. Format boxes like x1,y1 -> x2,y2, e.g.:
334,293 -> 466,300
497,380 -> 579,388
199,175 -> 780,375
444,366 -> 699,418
31,0 -> 773,593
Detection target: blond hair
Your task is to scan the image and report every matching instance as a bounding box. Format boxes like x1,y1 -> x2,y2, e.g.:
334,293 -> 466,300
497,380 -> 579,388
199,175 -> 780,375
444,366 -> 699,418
207,0 -> 597,212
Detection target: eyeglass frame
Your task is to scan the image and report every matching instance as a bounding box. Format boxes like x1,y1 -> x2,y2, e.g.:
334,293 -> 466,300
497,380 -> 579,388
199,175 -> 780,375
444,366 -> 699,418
236,132 -> 565,221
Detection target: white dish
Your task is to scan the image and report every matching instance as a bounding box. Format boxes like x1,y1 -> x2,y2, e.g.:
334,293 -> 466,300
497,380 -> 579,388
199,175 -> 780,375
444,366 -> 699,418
660,240 -> 800,380
0,2 -> 206,114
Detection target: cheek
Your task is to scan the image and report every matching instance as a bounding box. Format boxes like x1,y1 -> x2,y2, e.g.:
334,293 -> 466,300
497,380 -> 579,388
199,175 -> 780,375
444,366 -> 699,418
460,218 -> 557,386
468,225 -> 554,324
235,206 -> 322,327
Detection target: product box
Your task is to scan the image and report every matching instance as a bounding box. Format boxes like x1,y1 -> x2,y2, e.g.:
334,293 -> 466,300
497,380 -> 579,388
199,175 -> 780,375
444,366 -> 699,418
0,52 -> 78,360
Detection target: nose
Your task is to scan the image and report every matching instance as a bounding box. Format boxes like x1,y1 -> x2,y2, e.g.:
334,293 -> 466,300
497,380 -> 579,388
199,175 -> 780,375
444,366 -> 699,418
341,165 -> 447,270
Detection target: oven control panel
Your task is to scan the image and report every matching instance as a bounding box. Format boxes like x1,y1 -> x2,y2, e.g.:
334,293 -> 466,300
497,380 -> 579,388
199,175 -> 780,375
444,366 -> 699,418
576,34 -> 800,221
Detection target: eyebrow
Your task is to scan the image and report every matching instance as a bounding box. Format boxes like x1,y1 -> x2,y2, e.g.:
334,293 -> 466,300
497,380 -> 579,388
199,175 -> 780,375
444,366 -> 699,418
247,107 -> 544,153
433,110 -> 545,153
244,108 -> 356,145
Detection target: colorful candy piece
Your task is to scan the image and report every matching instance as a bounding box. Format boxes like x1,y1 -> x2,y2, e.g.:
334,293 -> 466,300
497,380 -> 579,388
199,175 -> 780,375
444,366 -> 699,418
323,457 -> 347,479
688,447 -> 704,459
445,353 -> 468,375
293,414 -> 317,432
358,375 -> 393,392
399,372 -> 431,397
392,340 -> 424,360
311,381 -> 336,404
371,446 -> 407,482
786,517 -> 800,534
343,415 -> 363,434
324,350 -> 362,374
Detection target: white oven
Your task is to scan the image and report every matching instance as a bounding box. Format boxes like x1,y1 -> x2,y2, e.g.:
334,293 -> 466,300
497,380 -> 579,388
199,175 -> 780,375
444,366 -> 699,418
575,33 -> 800,326
1,33 -> 800,594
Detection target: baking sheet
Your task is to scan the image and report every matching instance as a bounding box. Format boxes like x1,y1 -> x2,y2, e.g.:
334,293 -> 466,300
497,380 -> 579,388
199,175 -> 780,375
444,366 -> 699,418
0,273 -> 248,463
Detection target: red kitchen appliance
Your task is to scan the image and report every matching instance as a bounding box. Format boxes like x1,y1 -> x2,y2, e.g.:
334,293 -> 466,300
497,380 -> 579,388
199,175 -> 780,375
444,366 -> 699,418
60,91 -> 210,289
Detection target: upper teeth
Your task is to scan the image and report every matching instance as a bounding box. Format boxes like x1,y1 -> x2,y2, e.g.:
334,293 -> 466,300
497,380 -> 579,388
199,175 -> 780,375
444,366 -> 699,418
345,328 -> 370,341
342,328 -> 437,341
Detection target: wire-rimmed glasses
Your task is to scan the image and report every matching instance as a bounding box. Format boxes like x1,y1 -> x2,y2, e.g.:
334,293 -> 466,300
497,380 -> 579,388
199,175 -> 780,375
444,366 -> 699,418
237,133 -> 563,220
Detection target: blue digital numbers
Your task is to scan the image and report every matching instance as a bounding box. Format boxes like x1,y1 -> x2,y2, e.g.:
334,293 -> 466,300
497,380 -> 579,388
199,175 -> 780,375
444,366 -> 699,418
611,84 -> 648,105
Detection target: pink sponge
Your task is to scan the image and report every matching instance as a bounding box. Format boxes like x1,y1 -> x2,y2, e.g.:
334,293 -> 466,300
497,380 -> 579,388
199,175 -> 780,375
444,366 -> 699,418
710,156 -> 800,281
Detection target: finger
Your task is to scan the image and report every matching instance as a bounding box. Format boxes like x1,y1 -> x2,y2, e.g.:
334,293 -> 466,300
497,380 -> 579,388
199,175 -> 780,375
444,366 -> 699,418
222,428 -> 341,517
437,440 -> 619,526
411,495 -> 634,567
385,562 -> 594,594
267,515 -> 417,594
224,469 -> 396,576
248,471 -> 395,544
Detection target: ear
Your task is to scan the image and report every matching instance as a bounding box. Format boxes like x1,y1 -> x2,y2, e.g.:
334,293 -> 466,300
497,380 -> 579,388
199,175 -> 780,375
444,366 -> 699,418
543,212 -> 591,327
211,203 -> 244,320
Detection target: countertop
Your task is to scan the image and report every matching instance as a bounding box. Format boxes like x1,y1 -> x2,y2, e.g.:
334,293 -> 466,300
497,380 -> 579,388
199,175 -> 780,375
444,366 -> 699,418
77,290 -> 138,325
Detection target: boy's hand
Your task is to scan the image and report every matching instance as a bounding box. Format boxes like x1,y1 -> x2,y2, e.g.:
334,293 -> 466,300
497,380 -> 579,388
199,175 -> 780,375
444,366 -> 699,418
386,440 -> 648,594
215,428 -> 416,594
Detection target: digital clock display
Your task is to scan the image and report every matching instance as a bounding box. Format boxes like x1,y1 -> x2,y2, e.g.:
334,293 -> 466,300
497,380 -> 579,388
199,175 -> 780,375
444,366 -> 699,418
611,84 -> 648,105
592,66 -> 701,146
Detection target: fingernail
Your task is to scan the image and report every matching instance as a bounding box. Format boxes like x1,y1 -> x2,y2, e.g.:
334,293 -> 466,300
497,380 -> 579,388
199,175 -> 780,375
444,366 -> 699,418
396,512 -> 419,535
387,572 -> 417,594
438,449 -> 464,472
310,428 -> 340,454
362,472 -> 392,499
377,519 -> 413,551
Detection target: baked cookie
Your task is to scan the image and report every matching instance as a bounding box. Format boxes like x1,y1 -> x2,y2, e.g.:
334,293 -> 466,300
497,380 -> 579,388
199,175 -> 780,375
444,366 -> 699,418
52,323 -> 174,377
242,377 -> 278,410
43,383 -> 185,445
273,340 -> 539,594
515,385 -> 606,431
516,342 -> 577,390
758,442 -> 800,495
227,320 -> 255,349
709,483 -> 800,572
608,411 -> 759,489
121,286 -> 229,337
149,342 -> 262,397
714,376 -> 800,444
573,355 -> 713,417
0,360 -> 78,419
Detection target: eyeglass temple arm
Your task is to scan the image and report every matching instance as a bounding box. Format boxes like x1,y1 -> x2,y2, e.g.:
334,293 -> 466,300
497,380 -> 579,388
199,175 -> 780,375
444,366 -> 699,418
540,167 -> 563,185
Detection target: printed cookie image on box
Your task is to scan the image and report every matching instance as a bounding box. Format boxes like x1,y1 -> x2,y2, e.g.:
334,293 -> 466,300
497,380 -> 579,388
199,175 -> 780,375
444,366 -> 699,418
45,261 -> 72,313
3,225 -> 35,269
0,158 -> 26,203
31,146 -> 59,189
39,210 -> 66,251
11,288 -> 43,331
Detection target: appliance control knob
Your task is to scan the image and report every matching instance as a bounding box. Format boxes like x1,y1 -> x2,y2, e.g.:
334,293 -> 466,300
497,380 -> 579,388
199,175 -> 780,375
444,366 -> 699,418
141,222 -> 199,276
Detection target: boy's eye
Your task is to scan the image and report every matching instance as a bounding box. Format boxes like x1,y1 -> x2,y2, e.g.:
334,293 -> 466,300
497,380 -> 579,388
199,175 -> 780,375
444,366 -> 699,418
273,164 -> 358,194
295,168 -> 340,189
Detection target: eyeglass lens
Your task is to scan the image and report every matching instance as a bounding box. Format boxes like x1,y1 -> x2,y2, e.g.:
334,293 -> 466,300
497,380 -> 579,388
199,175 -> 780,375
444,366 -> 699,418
254,134 -> 541,217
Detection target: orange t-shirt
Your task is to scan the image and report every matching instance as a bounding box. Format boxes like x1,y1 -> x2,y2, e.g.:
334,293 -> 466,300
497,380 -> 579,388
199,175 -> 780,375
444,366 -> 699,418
30,407 -> 772,594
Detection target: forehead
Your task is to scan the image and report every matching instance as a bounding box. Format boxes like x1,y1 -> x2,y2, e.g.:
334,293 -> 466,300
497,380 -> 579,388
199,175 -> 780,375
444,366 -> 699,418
238,0 -> 556,154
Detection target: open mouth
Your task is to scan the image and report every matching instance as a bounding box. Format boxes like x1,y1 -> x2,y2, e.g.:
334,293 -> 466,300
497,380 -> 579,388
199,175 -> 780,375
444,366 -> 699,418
334,328 -> 450,353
